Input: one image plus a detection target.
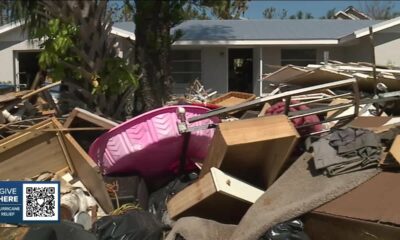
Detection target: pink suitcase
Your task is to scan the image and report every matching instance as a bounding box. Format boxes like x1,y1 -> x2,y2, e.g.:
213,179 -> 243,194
89,105 -> 219,179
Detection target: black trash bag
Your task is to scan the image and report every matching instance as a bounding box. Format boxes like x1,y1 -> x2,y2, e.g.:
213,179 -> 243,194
23,220 -> 97,240
148,173 -> 198,222
92,210 -> 164,240
259,219 -> 310,240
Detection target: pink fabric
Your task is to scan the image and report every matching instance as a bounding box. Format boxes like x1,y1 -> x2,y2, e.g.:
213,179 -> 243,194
89,106 -> 219,180
266,100 -> 322,134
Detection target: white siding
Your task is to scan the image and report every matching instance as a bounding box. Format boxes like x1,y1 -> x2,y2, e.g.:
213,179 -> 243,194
0,40 -> 40,85
253,47 -> 261,95
262,47 -> 280,74
374,32 -> 400,66
343,37 -> 373,63
0,26 -> 40,85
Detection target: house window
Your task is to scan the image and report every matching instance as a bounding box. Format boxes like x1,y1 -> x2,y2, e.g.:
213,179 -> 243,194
171,50 -> 201,84
281,49 -> 316,66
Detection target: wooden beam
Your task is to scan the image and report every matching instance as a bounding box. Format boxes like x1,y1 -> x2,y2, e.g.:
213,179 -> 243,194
21,81 -> 61,100
53,118 -> 114,213
0,119 -> 68,180
64,107 -> 118,129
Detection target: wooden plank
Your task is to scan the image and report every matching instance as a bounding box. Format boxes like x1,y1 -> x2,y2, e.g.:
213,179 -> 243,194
258,102 -> 271,117
64,107 -> 118,129
262,65 -> 308,83
20,81 -> 61,100
209,91 -> 256,107
200,115 -> 299,189
0,131 -> 68,180
0,90 -> 31,103
54,118 -> 114,213
167,168 -> 263,224
0,119 -> 54,154
389,135 -> 400,164
56,131 -> 75,175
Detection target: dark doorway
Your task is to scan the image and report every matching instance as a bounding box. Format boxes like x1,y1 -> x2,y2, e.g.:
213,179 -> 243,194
228,48 -> 253,93
18,51 -> 40,89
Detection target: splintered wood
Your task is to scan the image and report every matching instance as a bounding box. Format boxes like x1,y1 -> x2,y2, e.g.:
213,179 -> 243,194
0,117 -> 114,213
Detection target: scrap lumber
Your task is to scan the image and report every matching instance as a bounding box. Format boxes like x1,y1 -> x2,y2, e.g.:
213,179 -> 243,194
0,118 -> 70,180
54,119 -> 114,213
0,90 -> 31,104
388,135 -> 400,164
209,91 -> 256,108
200,115 -> 299,189
0,117 -> 114,213
63,107 -> 118,152
167,167 -> 263,224
20,81 -> 61,100
263,65 -> 353,86
262,65 -> 308,83
63,107 -> 118,129
189,79 -> 358,123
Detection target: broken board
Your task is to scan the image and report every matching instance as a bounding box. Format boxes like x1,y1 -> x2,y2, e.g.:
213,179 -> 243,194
0,117 -> 114,213
167,167 -> 263,224
63,107 -> 118,152
200,115 -> 299,189
63,107 -> 118,129
0,118 -> 69,180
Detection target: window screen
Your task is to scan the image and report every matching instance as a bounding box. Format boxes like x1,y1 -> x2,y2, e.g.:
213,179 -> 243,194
281,49 -> 316,66
171,50 -> 201,84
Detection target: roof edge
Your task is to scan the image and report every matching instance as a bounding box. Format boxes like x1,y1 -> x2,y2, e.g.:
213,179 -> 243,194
173,39 -> 339,46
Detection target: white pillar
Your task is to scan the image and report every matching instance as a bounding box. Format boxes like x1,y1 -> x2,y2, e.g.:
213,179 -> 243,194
259,47 -> 263,96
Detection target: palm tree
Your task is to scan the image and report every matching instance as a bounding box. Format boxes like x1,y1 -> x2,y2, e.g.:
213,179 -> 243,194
11,0 -> 139,119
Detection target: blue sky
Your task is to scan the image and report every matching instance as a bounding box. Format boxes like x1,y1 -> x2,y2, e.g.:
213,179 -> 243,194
243,1 -> 400,19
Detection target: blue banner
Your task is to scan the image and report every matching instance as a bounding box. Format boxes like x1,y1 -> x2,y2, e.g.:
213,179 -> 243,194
0,181 -> 60,224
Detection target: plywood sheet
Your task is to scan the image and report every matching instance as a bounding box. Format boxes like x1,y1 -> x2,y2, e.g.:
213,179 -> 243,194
0,121 -> 68,180
62,133 -> 114,213
263,65 -> 308,83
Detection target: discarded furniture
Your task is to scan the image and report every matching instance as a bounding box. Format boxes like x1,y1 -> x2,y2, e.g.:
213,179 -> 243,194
0,117 -> 114,213
209,91 -> 256,108
167,167 -> 263,224
200,115 -> 299,188
89,105 -> 219,180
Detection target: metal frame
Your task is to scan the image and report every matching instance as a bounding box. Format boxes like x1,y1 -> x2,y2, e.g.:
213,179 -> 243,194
189,78 -> 360,123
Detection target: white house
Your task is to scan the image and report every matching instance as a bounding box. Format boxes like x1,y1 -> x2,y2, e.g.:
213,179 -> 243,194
2,18 -> 400,95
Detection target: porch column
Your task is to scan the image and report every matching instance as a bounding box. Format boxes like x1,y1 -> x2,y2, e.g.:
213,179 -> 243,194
253,47 -> 263,96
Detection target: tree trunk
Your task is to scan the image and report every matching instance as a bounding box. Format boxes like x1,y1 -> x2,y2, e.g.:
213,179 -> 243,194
134,0 -> 173,111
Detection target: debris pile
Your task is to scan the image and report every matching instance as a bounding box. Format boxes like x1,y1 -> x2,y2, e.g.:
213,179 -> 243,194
2,62 -> 400,240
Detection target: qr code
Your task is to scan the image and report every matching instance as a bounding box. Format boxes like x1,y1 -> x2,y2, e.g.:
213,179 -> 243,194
22,183 -> 59,221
